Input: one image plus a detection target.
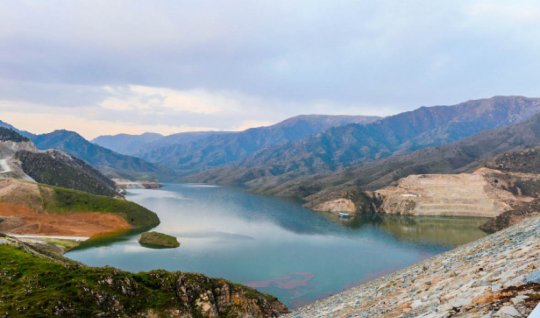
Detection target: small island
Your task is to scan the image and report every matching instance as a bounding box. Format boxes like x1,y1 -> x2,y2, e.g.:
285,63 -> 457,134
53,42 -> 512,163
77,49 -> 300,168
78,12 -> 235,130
139,231 -> 180,249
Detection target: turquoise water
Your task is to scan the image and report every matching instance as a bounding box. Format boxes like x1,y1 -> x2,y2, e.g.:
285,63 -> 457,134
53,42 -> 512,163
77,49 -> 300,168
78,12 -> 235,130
66,184 -> 486,308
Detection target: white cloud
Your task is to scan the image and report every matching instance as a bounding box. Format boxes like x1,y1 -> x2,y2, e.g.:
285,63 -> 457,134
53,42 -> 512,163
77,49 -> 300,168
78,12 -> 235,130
1,1 -> 540,138
101,85 -> 242,114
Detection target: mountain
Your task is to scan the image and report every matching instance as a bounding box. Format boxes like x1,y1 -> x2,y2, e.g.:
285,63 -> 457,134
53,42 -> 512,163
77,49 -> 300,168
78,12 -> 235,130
192,96 -> 540,186
0,120 -> 35,139
0,127 -> 118,196
92,132 -> 163,156
15,150 -> 118,197
138,115 -> 380,176
256,111 -> 540,210
31,130 -> 170,181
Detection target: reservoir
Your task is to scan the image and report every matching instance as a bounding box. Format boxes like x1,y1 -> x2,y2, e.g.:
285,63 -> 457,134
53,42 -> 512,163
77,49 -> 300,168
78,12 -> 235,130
66,184 -> 487,308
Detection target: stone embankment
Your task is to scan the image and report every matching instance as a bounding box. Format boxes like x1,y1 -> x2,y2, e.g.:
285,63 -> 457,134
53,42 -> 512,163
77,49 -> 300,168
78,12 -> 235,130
286,216 -> 540,318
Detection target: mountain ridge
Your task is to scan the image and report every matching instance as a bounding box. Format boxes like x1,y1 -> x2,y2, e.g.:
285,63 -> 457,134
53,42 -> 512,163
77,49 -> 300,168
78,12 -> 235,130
135,114 -> 380,176
190,96 -> 540,188
31,129 -> 171,181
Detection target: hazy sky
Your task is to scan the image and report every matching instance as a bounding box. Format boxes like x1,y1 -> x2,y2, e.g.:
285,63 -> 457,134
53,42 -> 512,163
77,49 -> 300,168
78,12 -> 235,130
1,0 -> 540,139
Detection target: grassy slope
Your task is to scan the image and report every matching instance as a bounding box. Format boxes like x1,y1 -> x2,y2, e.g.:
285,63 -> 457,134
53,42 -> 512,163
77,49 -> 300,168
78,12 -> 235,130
0,244 -> 285,317
40,185 -> 160,230
139,231 -> 180,248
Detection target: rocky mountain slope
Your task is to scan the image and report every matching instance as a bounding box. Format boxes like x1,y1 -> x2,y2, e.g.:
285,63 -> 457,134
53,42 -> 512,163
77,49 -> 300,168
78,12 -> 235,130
0,127 -> 118,197
233,111 -> 540,217
31,129 -> 171,181
16,150 -> 118,197
134,115 -> 379,176
286,216 -> 540,318
0,236 -> 287,317
193,96 -> 540,187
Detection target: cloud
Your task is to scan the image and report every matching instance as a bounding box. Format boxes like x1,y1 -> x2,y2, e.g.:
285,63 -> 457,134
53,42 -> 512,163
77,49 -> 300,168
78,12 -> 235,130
0,0 -> 540,137
0,81 -> 398,138
101,85 -> 242,114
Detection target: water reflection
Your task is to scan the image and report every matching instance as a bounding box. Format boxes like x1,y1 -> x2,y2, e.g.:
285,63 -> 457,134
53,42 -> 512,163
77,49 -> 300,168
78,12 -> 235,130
66,184 -> 487,309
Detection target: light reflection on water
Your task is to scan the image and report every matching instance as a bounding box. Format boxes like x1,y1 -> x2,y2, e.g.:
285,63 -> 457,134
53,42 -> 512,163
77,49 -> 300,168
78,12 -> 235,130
66,184 -> 487,309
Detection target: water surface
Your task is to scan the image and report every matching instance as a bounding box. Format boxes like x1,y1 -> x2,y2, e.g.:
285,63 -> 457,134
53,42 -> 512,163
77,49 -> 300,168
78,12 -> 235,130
66,184 -> 487,308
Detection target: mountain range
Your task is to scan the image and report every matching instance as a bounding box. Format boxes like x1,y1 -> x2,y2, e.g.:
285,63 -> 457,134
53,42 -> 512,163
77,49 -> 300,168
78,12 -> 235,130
31,130 -> 170,181
294,111 -> 540,210
94,115 -> 380,176
189,96 -> 540,187
4,96 -> 540,199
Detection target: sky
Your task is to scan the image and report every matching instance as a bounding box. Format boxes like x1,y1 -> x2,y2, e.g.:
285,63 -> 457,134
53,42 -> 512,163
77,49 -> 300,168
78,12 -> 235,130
1,0 -> 540,139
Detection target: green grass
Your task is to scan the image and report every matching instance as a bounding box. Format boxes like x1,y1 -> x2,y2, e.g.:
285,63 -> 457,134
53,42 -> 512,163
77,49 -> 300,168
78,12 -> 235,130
0,245 -> 285,317
139,231 -> 180,248
41,185 -> 160,230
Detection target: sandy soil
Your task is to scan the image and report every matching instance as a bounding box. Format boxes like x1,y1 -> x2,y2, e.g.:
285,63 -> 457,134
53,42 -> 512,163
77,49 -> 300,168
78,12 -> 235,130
0,202 -> 131,237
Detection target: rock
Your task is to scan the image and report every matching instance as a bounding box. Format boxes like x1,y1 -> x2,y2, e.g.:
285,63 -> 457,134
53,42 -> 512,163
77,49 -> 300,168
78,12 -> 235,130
139,231 -> 180,249
525,271 -> 540,284
312,198 -> 356,214
374,169 -> 527,218
285,216 -> 540,318
494,305 -> 521,317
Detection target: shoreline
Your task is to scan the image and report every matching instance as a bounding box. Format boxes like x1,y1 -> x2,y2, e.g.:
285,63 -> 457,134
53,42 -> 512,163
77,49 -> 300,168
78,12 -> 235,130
7,234 -> 89,241
286,216 -> 540,317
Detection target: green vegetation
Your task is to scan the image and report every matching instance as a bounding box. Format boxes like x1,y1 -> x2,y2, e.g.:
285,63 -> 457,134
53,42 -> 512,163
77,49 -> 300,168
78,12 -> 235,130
41,185 -> 160,230
0,126 -> 29,142
139,231 -> 180,248
0,244 -> 286,317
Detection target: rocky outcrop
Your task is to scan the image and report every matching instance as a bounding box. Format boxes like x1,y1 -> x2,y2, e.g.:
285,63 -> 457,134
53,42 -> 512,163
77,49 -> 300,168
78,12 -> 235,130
480,198 -> 540,233
312,198 -> 356,214
286,216 -> 540,318
373,168 -> 533,218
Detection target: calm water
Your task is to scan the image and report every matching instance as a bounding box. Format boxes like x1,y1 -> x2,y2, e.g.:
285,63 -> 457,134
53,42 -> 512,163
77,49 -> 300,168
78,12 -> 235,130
66,184 -> 487,308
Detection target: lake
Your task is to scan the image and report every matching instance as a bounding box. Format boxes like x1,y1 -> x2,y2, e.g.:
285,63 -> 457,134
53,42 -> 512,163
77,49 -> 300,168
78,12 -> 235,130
66,184 -> 487,309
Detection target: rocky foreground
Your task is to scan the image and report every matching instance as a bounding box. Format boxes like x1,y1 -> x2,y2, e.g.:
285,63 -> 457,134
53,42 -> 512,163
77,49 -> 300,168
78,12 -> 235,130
286,216 -> 540,318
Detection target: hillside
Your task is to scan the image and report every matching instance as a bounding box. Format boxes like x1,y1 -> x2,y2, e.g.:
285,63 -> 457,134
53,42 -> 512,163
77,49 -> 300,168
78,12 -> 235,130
0,237 -> 287,317
31,130 -> 171,181
0,127 -> 118,197
0,120 -> 35,139
16,150 -> 118,197
92,132 -> 164,156
93,131 -> 228,156
0,179 -> 159,237
0,127 -> 30,142
192,96 -> 540,186
137,115 -> 379,176
244,112 -> 540,214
